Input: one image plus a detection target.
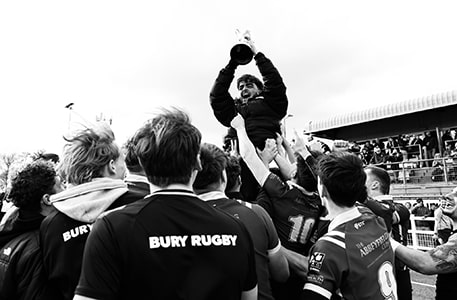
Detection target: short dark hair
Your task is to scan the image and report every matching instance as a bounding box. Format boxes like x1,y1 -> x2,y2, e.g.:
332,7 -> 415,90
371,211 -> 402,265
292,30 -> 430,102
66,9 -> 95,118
225,155 -> 241,192
365,165 -> 390,195
9,160 -> 57,211
237,74 -> 264,91
318,151 -> 367,207
295,150 -> 322,192
193,143 -> 227,191
135,108 -> 202,187
123,136 -> 143,174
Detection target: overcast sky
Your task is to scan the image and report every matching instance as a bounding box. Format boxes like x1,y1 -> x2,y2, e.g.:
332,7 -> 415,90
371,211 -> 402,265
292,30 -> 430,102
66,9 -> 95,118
1,0 -> 456,154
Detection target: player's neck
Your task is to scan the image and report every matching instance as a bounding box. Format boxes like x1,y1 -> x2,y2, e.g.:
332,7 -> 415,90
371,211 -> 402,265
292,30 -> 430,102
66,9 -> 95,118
326,201 -> 354,220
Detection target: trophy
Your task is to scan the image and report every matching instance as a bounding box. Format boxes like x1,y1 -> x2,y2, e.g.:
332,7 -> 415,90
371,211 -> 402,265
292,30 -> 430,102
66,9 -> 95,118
230,29 -> 254,65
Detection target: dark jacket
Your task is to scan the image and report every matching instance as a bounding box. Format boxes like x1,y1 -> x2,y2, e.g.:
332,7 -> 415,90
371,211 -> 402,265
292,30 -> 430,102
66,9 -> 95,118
40,178 -> 143,300
0,210 -> 54,300
210,52 -> 288,149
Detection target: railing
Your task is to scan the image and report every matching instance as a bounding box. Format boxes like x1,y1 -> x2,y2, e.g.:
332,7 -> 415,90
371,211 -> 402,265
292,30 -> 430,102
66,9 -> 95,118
407,216 -> 435,250
372,156 -> 457,185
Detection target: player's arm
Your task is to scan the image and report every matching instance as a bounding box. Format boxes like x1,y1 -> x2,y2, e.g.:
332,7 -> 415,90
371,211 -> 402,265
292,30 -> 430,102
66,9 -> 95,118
240,32 -> 287,118
74,296 -> 98,300
301,290 -> 330,300
392,234 -> 457,274
282,247 -> 308,280
209,59 -> 239,127
231,114 -> 271,187
241,286 -> 258,300
253,203 -> 290,281
268,245 -> 290,282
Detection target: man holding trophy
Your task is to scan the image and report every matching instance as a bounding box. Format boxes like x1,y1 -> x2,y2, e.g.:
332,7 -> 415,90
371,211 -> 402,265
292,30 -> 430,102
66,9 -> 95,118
209,30 -> 289,203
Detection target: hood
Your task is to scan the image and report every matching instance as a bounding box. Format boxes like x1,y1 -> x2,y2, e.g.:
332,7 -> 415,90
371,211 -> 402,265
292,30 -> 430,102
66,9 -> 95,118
50,178 -> 128,223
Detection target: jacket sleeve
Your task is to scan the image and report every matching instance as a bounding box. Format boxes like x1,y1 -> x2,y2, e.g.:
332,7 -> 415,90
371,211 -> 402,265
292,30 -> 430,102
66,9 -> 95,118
255,52 -> 288,119
209,62 -> 238,127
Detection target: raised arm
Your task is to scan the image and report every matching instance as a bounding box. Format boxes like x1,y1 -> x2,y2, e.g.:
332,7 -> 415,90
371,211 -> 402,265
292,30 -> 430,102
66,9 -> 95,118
209,59 -> 239,127
231,114 -> 271,186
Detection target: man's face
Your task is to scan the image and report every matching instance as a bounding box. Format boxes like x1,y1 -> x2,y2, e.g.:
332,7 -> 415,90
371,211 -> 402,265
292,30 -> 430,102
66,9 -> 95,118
317,177 -> 328,208
112,145 -> 127,180
443,188 -> 457,215
364,170 -> 376,197
238,81 -> 260,101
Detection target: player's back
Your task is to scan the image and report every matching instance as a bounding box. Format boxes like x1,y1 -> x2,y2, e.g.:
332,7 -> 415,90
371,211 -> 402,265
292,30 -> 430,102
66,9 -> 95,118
305,207 -> 397,300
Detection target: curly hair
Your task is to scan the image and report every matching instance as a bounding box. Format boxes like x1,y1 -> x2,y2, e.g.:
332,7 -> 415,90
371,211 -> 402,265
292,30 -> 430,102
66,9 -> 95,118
61,123 -> 121,185
9,160 -> 57,211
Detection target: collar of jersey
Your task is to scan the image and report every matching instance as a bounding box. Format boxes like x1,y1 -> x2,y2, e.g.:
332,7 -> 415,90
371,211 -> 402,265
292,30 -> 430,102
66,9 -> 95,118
373,194 -> 393,201
149,189 -> 198,198
328,207 -> 362,232
198,191 -> 226,202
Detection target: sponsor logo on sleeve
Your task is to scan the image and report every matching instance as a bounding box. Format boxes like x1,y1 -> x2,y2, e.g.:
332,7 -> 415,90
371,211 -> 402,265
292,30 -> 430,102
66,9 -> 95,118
309,252 -> 326,272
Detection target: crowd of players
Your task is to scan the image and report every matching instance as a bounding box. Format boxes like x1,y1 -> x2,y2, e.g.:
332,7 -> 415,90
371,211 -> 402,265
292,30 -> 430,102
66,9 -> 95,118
1,32 -> 457,300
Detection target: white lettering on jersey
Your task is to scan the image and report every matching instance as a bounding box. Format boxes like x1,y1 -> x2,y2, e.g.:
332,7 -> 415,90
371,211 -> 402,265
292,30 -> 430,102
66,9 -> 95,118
62,224 -> 93,242
149,234 -> 238,249
149,236 -> 188,249
357,232 -> 390,257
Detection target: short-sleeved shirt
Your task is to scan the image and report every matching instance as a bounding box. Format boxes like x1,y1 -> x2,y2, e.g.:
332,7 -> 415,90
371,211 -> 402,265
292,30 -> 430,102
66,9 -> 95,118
304,206 -> 397,300
75,189 -> 257,300
258,173 -> 322,255
203,192 -> 280,300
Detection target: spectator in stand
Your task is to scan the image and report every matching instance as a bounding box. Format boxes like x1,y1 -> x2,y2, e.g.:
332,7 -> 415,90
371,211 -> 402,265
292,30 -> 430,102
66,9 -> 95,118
40,123 -> 146,300
231,114 -> 323,300
433,198 -> 453,245
0,160 -> 64,300
385,136 -> 398,155
411,198 -> 430,229
441,129 -> 452,150
359,146 -> 371,165
385,148 -> 403,183
74,108 -> 258,300
422,131 -> 439,167
302,152 -> 397,300
391,187 -> 457,300
364,165 -> 412,300
193,143 -> 289,300
210,30 -> 288,203
443,143 -> 453,157
369,146 -> 386,168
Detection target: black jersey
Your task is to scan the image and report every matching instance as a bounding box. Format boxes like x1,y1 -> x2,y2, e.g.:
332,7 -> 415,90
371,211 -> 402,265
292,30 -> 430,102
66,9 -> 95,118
75,189 -> 257,300
258,173 -> 322,255
206,194 -> 280,300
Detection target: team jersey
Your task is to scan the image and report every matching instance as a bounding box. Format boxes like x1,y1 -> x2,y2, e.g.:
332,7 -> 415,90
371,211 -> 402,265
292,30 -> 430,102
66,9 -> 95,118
75,189 -> 257,300
304,206 -> 397,300
258,173 -> 322,255
204,193 -> 280,300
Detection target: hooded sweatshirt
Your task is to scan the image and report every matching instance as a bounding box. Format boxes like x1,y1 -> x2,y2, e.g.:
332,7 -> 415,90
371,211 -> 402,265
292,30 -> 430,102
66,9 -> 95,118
40,178 -> 132,300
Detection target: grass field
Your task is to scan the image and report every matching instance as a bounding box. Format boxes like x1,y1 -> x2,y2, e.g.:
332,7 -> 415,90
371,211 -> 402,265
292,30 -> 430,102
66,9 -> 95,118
411,270 -> 436,300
